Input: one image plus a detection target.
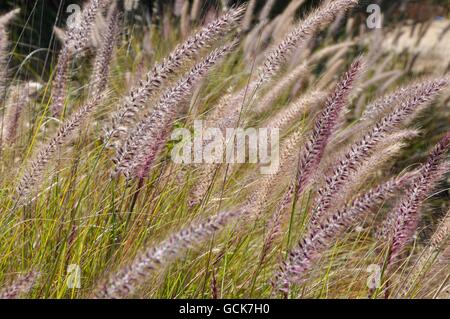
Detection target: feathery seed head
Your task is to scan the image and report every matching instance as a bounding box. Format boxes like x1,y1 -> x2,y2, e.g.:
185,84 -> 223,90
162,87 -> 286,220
3,82 -> 42,144
66,0 -> 103,53
0,8 -> 20,27
257,0 -> 359,86
90,5 -> 120,96
313,76 -> 450,223
16,94 -> 103,205
113,41 -> 238,179
0,9 -> 20,99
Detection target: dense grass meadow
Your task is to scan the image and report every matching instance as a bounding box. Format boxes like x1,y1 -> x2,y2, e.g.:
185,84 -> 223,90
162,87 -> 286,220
0,0 -> 449,299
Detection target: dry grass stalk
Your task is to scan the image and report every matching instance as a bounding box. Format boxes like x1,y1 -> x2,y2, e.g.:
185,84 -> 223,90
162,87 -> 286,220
242,0 -> 256,32
180,0 -> 191,39
190,0 -> 202,22
258,0 -> 276,23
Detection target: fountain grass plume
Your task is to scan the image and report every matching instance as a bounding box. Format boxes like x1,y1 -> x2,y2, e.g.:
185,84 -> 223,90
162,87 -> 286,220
270,57 -> 364,230
66,0 -> 104,53
400,207 -> 450,297
254,62 -> 309,115
94,209 -> 239,299
361,78 -> 448,121
266,91 -> 326,131
90,5 -> 120,97
51,0 -> 104,116
312,77 -> 450,225
3,82 -> 43,144
387,133 -> 450,267
0,9 -> 20,99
